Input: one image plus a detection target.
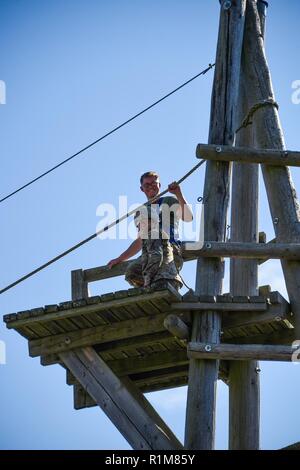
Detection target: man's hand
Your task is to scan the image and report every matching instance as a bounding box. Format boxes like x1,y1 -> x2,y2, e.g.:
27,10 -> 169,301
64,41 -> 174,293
107,257 -> 122,269
168,181 -> 182,197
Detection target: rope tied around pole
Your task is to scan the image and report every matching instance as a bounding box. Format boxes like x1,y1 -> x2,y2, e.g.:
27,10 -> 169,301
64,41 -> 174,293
235,98 -> 279,134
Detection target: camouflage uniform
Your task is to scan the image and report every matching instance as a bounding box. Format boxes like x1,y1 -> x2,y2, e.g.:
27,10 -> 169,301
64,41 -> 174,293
125,197 -> 183,290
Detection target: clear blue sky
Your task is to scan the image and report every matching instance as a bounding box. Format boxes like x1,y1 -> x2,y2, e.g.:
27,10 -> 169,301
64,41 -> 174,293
1,0 -> 300,450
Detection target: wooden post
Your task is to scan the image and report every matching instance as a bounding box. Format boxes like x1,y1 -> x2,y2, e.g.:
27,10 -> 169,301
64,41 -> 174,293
184,0 -> 247,450
71,269 -> 88,301
228,0 -> 261,450
257,0 -> 268,39
243,0 -> 300,338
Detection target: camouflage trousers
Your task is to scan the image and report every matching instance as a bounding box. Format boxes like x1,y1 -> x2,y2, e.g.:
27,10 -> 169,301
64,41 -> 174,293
125,239 -> 183,290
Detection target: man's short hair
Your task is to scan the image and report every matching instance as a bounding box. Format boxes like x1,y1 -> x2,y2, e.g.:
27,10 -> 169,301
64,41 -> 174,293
140,171 -> 160,186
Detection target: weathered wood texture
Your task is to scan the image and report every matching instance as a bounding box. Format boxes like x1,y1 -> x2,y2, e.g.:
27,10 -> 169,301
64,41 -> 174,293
60,347 -> 183,450
244,0 -> 300,338
188,342 -> 298,362
71,269 -> 88,301
228,0 -> 260,450
184,242 -> 300,261
164,314 -> 190,340
74,240 -> 300,285
196,144 -> 300,167
184,0 -> 247,450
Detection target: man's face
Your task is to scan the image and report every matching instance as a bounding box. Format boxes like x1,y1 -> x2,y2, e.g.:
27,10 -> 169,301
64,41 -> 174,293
140,176 -> 161,200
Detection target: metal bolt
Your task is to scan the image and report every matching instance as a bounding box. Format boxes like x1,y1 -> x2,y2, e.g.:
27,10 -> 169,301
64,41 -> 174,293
274,217 -> 279,225
223,0 -> 232,10
216,146 -> 222,153
205,242 -> 212,249
275,316 -> 282,322
205,344 -> 212,352
255,367 -> 261,373
65,337 -> 71,345
284,151 -> 289,157
197,196 -> 203,203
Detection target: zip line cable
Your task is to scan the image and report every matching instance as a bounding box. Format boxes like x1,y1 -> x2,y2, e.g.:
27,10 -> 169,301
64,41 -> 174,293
0,159 -> 206,295
0,63 -> 214,205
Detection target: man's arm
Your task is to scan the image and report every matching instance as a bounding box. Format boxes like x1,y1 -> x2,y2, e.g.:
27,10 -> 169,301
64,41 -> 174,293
107,237 -> 142,269
168,182 -> 193,222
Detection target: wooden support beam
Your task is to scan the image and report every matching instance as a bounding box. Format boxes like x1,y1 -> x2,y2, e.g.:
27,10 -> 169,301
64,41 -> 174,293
107,350 -> 188,377
182,242 -> 300,261
172,297 -> 292,329
29,312 -> 168,357
228,0 -> 261,447
71,269 -> 88,301
41,331 -> 176,366
84,261 -> 132,282
60,347 -> 183,450
243,0 -> 300,340
172,301 -> 267,312
67,239 -> 300,285
184,0 -> 247,451
188,342 -> 298,362
65,350 -> 188,383
196,144 -> 300,167
226,329 -> 297,346
164,314 -> 190,340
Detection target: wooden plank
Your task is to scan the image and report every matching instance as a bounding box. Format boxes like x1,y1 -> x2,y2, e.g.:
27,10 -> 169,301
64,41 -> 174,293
37,239 -> 300,290
222,303 -> 293,329
229,38 -> 260,445
6,288 -> 178,329
84,261 -> 132,282
196,144 -> 300,167
29,312 -> 169,357
60,347 -> 183,450
185,0 -> 247,451
107,350 -> 188,376
172,301 -> 267,312
182,242 -> 300,261
94,331 -> 173,354
226,329 -> 296,346
188,342 -> 298,361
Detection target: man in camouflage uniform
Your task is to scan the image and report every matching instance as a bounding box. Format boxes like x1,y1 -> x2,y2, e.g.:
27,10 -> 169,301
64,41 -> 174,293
134,203 -> 182,289
107,171 -> 193,291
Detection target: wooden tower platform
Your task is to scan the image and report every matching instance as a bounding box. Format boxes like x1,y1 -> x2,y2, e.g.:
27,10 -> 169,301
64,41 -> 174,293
3,279 -> 296,410
3,0 -> 300,450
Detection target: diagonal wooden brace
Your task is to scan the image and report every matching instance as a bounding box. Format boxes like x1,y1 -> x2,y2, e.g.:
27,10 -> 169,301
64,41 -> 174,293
59,346 -> 183,450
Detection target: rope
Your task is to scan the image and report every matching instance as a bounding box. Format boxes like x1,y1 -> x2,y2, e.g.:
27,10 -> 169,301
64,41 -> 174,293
235,98 -> 279,134
0,63 -> 214,205
0,159 -> 206,295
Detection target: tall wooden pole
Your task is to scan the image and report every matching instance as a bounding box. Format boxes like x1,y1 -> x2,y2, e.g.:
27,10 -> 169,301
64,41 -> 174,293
228,0 -> 265,449
184,0 -> 247,450
243,0 -> 300,339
